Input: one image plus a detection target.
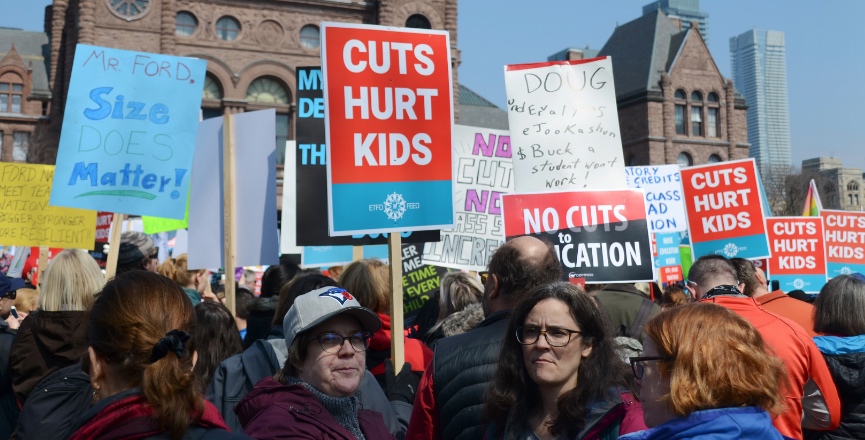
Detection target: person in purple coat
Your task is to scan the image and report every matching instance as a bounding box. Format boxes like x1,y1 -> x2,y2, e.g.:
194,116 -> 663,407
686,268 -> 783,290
236,286 -> 394,440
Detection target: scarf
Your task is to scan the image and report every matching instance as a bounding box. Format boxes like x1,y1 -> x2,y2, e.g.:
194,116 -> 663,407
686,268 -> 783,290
288,377 -> 366,440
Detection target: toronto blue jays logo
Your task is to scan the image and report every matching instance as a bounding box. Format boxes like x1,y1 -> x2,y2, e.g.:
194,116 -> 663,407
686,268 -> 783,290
319,288 -> 354,305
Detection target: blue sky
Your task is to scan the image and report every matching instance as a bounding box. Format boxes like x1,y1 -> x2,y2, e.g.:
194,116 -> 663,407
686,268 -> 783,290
4,0 -> 863,170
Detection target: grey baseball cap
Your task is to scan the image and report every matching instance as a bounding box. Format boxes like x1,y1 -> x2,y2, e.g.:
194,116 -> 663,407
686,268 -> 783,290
283,286 -> 381,350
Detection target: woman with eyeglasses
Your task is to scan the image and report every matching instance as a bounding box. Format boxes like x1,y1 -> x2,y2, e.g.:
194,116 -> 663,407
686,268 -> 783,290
236,286 -> 395,439
485,282 -> 646,440
620,302 -> 788,440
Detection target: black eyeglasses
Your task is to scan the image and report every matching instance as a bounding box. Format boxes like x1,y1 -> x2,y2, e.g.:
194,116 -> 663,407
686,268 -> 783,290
315,331 -> 371,354
515,326 -> 581,347
1,291 -> 16,300
630,356 -> 672,379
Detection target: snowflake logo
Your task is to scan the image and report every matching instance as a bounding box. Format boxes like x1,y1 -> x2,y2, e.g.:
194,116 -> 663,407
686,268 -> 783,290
792,278 -> 806,290
840,266 -> 852,275
384,192 -> 407,221
722,243 -> 739,258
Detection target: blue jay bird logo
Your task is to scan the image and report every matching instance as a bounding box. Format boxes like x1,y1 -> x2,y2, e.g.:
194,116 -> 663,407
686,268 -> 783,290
319,288 -> 354,305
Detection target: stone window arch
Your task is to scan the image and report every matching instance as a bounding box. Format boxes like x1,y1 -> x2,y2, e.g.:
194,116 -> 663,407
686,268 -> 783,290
0,72 -> 25,113
246,77 -> 289,104
708,154 -> 722,164
848,181 -> 859,192
406,14 -> 432,29
677,151 -> 693,167
674,89 -> 687,135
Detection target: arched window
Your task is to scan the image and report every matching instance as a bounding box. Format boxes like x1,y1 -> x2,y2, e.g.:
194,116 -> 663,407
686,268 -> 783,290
848,181 -> 859,192
216,16 -> 240,41
707,92 -> 719,103
202,74 -> 222,101
708,154 -> 722,164
299,25 -> 320,49
406,14 -> 432,29
0,74 -> 24,113
175,12 -> 197,36
674,89 -> 686,135
246,77 -> 288,104
690,91 -> 703,136
690,91 -> 703,102
677,152 -> 693,168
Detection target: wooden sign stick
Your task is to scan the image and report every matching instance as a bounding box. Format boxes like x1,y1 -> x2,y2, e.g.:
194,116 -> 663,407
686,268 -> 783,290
104,213 -> 126,280
352,245 -> 363,262
388,233 -> 405,371
37,246 -> 48,291
222,112 -> 237,316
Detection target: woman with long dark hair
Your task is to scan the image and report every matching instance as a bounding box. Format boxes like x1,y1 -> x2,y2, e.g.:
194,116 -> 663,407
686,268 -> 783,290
69,271 -> 246,440
485,282 -> 645,439
193,301 -> 243,394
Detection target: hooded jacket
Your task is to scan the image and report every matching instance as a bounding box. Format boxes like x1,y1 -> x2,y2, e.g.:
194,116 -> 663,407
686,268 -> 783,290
805,335 -> 865,440
10,310 -> 89,404
368,313 -> 433,377
619,406 -> 789,440
235,378 -> 395,440
423,303 -> 485,346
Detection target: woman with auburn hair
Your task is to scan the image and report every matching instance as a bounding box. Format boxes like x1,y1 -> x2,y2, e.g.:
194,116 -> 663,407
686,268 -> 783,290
158,254 -> 213,306
621,302 -> 788,440
69,271 -> 246,440
339,259 -> 432,385
11,249 -> 105,404
485,282 -> 646,439
659,284 -> 689,309
806,273 -> 865,439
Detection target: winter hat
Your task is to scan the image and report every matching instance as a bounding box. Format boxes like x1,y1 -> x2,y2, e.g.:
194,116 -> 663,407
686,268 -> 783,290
284,287 -> 381,350
117,231 -> 156,267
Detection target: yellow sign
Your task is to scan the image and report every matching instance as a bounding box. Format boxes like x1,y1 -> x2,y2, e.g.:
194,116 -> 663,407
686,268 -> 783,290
0,162 -> 96,249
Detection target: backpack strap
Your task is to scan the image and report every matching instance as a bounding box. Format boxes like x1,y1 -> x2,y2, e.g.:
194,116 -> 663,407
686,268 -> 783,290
628,298 -> 655,340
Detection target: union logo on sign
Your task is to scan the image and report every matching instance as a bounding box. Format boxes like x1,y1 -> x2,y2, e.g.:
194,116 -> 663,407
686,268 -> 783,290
723,243 -> 739,258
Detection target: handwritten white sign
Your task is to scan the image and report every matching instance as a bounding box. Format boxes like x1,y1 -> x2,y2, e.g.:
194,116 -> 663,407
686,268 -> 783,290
625,165 -> 687,232
504,56 -> 626,192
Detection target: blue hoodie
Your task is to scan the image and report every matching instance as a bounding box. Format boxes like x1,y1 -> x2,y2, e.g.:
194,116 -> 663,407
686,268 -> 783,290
618,406 -> 791,440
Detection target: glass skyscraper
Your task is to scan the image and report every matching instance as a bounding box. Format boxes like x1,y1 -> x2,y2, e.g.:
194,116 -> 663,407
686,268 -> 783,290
642,0 -> 709,42
730,29 -> 792,172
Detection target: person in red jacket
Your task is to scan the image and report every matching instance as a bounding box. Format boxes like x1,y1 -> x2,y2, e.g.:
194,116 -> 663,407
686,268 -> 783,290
687,255 -> 841,439
731,258 -> 818,337
339,259 -> 433,386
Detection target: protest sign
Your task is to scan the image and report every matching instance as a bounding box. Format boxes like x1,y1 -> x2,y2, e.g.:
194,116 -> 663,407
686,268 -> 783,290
49,45 -> 206,219
322,23 -> 454,236
659,265 -> 683,283
301,245 -> 388,268
504,57 -> 625,193
654,232 -> 681,268
291,68 -> 440,247
94,212 -> 113,243
766,217 -> 827,293
751,258 -> 769,276
0,162 -> 96,249
501,189 -> 653,283
626,165 -> 686,232
142,196 -> 189,234
402,242 -> 449,320
423,125 -> 513,271
188,109 -> 279,270
821,210 -> 865,277
681,159 -> 769,260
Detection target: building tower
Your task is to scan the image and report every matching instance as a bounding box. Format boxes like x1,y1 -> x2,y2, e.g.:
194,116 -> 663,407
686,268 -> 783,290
730,29 -> 792,174
642,0 -> 708,43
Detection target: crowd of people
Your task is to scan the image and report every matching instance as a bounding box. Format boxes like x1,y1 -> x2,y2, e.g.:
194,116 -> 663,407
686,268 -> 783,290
0,230 -> 862,440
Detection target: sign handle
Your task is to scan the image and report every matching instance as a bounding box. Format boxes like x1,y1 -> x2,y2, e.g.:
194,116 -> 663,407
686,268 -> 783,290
104,213 -> 126,280
352,246 -> 363,262
37,246 -> 49,291
223,112 -> 237,316
388,233 -> 405,371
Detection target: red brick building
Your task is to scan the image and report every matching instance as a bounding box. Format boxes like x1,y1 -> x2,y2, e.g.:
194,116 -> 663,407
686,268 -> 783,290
599,10 -> 749,167
0,29 -> 50,162
32,0 -> 460,168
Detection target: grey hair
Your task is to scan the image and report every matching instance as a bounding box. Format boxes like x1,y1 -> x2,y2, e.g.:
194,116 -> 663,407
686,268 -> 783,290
437,272 -> 484,323
689,255 -> 738,288
814,274 -> 865,336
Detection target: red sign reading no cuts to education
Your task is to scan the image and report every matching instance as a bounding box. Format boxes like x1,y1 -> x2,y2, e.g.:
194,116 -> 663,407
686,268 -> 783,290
501,189 -> 654,283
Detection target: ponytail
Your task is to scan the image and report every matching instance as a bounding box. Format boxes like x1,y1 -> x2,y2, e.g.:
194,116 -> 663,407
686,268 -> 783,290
89,272 -> 202,440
